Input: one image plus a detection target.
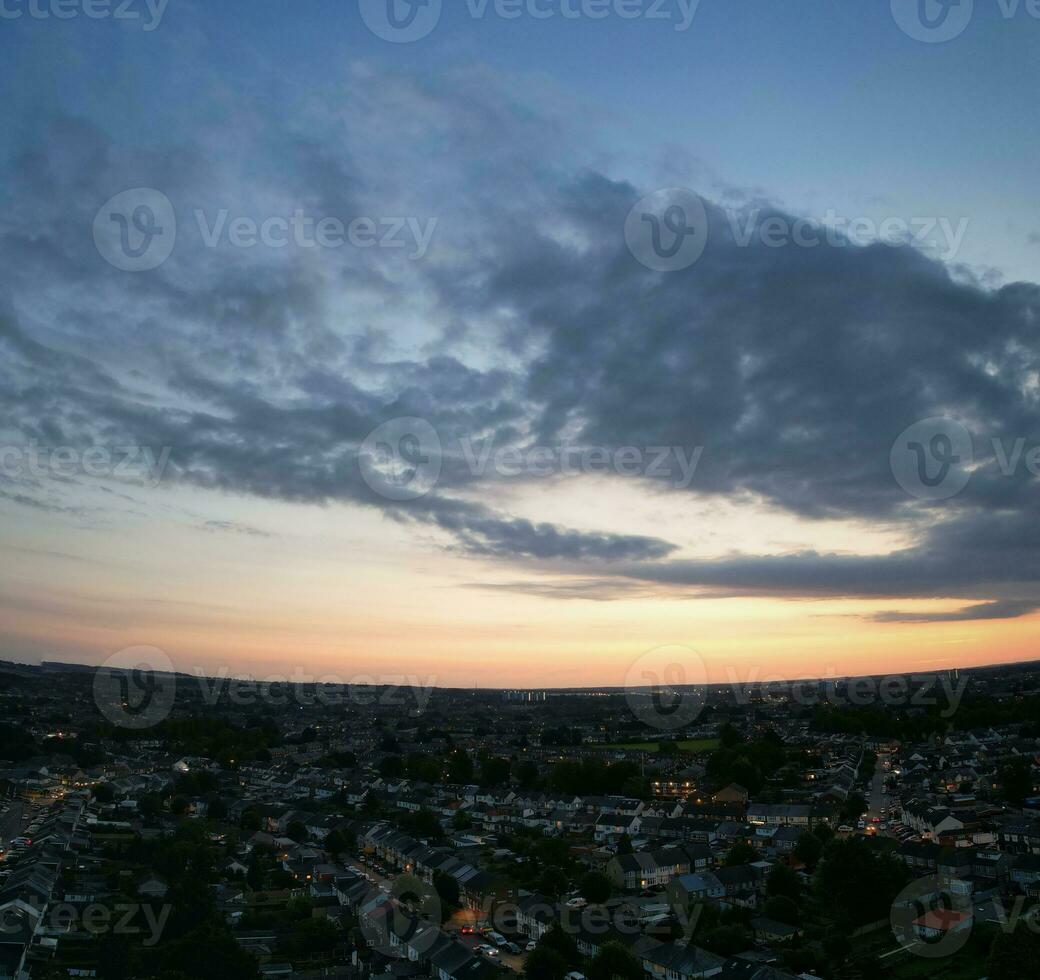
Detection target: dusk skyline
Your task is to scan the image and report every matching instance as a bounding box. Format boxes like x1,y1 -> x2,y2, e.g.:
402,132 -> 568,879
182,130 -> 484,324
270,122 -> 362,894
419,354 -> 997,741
3,0 -> 1040,687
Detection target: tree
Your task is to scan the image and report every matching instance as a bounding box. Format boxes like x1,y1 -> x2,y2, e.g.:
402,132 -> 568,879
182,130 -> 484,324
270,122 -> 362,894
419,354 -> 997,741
406,752 -> 443,783
822,930 -> 852,967
699,924 -> 751,957
580,871 -> 612,904
719,724 -> 741,748
763,895 -> 800,926
93,782 -> 115,804
515,759 -> 540,788
286,820 -> 308,843
587,942 -> 643,980
480,756 -> 511,787
765,864 -> 800,901
538,925 -> 580,967
840,792 -> 868,822
326,827 -> 354,859
446,750 -> 474,784
999,759 -> 1034,807
400,807 -> 444,840
616,833 -> 634,855
433,869 -> 461,919
538,866 -> 569,899
379,754 -> 404,779
989,926 -> 1040,979
793,831 -> 823,868
725,842 -> 756,866
524,946 -> 568,980
812,823 -> 834,844
159,922 -> 259,979
813,837 -> 908,928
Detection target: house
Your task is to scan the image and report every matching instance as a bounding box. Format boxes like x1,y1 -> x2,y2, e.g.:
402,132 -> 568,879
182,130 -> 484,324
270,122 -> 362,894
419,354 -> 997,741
746,804 -> 812,828
606,846 -> 701,891
637,938 -> 725,980
750,917 -> 801,942
515,894 -> 557,939
666,872 -> 725,906
712,784 -> 749,805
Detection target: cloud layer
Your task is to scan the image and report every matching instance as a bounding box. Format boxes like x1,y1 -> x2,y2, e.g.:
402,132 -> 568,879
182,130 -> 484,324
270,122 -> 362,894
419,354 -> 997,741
2,68 -> 1040,624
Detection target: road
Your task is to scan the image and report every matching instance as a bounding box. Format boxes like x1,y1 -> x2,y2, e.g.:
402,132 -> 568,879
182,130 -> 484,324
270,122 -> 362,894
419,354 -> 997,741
867,753 -> 891,822
0,800 -> 25,851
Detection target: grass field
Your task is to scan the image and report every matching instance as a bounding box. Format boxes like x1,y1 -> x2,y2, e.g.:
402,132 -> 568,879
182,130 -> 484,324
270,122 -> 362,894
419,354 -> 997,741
601,738 -> 719,753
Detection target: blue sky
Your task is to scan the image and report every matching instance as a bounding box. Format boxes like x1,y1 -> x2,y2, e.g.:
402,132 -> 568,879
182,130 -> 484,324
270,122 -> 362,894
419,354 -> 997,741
5,0 -> 1039,283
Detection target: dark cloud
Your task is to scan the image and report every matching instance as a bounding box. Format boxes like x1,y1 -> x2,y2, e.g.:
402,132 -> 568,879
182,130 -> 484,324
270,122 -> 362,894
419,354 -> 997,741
3,74 -> 1040,619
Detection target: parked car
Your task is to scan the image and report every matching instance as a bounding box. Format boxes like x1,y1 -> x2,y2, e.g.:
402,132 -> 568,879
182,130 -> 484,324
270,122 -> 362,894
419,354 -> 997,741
525,941 -> 537,952
488,932 -> 507,946
505,942 -> 522,955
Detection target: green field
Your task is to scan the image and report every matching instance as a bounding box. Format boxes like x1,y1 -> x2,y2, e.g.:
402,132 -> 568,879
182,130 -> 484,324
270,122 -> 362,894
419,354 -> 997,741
601,738 -> 719,753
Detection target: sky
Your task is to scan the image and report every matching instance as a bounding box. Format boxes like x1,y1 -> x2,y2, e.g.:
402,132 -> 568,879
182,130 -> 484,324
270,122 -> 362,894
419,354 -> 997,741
2,0 -> 1040,689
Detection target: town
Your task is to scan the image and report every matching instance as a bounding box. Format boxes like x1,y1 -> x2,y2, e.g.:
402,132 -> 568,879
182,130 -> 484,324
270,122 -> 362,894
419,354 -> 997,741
3,658 -> 1040,980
